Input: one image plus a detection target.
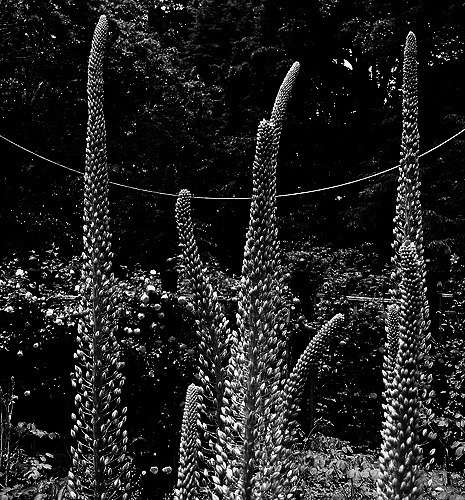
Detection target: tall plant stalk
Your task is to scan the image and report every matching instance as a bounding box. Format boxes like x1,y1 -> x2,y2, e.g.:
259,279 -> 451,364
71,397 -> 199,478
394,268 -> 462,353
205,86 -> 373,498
68,15 -> 129,500
378,31 -> 427,500
392,31 -> 428,328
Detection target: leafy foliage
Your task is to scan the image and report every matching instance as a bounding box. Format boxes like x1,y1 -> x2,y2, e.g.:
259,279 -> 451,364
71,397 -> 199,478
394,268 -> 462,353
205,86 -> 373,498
2,0 -> 465,266
298,433 -> 379,500
284,243 -> 390,446
1,378 -> 66,500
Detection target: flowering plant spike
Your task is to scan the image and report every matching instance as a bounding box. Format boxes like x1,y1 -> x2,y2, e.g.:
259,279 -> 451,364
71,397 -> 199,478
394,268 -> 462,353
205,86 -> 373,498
174,384 -> 202,500
175,189 -> 231,497
392,31 -> 428,328
379,32 -> 428,500
68,15 -> 130,500
379,242 -> 423,500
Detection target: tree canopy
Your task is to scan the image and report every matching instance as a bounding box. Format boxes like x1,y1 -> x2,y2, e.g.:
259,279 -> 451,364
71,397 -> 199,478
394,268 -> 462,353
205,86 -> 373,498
1,0 -> 464,269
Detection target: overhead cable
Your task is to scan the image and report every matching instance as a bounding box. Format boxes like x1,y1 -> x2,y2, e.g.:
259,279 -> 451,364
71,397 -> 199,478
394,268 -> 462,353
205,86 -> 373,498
1,127 -> 464,200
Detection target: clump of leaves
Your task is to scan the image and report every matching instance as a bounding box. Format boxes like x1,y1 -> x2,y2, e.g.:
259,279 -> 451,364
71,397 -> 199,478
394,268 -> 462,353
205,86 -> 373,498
419,259 -> 465,478
418,469 -> 465,500
1,381 -> 64,500
283,243 -> 391,446
297,431 -> 378,500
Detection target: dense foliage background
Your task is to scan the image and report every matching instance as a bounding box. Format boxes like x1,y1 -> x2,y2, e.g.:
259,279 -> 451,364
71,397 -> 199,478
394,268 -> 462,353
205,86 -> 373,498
1,0 -> 464,269
1,0 -> 465,498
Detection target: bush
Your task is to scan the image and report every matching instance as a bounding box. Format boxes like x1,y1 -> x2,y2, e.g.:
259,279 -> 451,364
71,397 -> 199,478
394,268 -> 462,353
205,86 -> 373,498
0,247 -> 198,498
284,242 -> 391,447
297,431 -> 378,500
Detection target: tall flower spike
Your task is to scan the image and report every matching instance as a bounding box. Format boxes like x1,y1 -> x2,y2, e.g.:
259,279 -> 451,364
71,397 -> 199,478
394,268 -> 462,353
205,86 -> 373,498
174,384 -> 202,500
380,33 -> 427,500
175,63 -> 301,500
275,314 -> 344,496
392,31 -> 428,329
284,314 -> 344,421
237,118 -> 287,500
391,29 -> 432,440
175,189 -> 231,498
228,63 -> 300,499
68,15 -> 130,500
237,62 -> 298,496
378,241 -> 423,500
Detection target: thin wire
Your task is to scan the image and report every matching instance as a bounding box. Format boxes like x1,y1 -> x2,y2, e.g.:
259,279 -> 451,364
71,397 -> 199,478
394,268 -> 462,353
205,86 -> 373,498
0,133 -> 83,175
1,127 -> 464,200
277,126 -> 465,199
0,133 -> 178,198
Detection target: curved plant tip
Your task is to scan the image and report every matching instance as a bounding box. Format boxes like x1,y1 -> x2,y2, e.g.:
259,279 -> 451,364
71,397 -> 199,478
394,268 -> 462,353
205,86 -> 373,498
271,61 -> 300,132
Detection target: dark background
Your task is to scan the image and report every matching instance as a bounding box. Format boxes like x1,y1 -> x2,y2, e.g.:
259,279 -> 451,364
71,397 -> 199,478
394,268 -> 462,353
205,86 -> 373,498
1,0 -> 464,271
